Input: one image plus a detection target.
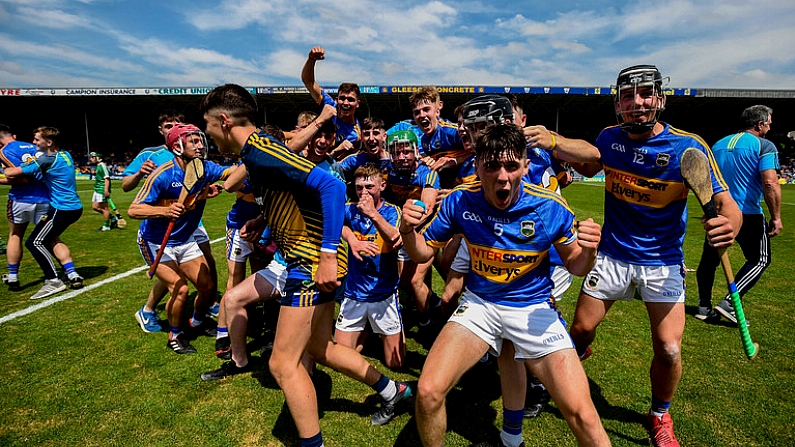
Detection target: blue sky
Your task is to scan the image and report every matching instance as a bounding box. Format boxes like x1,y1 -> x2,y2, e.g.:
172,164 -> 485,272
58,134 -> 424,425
1,0 -> 793,90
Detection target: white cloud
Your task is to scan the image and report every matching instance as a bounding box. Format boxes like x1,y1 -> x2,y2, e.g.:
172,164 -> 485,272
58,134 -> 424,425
15,6 -> 92,29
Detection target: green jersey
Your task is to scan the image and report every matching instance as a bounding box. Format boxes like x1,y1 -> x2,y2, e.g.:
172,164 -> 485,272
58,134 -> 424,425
94,162 -> 110,194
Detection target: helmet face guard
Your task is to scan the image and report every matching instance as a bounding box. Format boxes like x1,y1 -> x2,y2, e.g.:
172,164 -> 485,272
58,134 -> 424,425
167,124 -> 208,159
614,65 -> 668,134
387,130 -> 419,173
462,95 -> 514,147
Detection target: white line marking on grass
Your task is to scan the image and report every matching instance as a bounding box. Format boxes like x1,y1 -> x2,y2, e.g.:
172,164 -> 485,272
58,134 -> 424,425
0,236 -> 226,325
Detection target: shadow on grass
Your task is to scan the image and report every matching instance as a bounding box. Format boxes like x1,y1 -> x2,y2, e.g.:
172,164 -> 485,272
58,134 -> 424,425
589,379 -> 648,445
684,304 -> 741,328
76,265 -> 109,281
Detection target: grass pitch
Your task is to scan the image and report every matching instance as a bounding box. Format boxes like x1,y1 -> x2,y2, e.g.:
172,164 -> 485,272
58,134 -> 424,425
0,181 -> 793,446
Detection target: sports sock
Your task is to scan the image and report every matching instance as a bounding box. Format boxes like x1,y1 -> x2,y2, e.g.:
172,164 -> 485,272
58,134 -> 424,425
8,263 -> 19,276
190,315 -> 203,327
651,396 -> 671,418
142,305 -> 155,313
216,326 -> 229,339
63,262 -> 76,276
502,407 -> 524,436
372,374 -> 397,401
300,431 -> 324,447
169,328 -> 182,339
500,430 -> 524,447
104,219 -> 111,228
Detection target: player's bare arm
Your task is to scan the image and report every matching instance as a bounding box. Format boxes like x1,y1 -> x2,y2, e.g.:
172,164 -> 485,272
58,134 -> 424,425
399,200 -> 436,263
702,190 -> 742,248
761,169 -> 783,237
358,193 -> 400,250
122,160 -> 157,192
555,218 -> 600,276
239,215 -> 266,242
524,125 -> 601,163
315,251 -> 341,292
301,46 -> 325,103
287,104 -> 336,154
128,202 -> 185,220
343,225 -> 379,261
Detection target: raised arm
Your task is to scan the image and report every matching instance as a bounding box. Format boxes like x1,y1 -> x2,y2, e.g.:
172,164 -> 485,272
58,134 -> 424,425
301,46 -> 325,104
287,104 -> 336,153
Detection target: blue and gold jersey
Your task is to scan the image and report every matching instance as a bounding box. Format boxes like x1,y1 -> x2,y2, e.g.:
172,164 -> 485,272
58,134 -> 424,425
343,201 -> 401,302
456,153 -> 477,185
596,123 -> 727,265
241,131 -> 347,281
339,153 -> 390,178
422,182 -> 576,307
134,159 -> 229,245
20,151 -> 82,211
0,140 -> 49,204
320,90 -> 361,146
385,163 -> 440,205
387,119 -> 466,160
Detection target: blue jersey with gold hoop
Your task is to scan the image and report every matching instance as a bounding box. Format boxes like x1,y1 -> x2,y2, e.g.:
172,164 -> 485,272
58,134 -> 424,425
422,181 -> 576,307
596,123 -> 727,265
343,201 -> 401,302
133,159 -> 229,245
241,131 -> 347,281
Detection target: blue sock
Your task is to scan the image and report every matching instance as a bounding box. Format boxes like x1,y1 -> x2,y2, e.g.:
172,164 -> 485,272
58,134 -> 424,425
502,407 -> 524,435
217,326 -> 228,340
190,314 -> 202,327
63,262 -> 76,275
651,396 -> 671,417
8,264 -> 19,276
300,431 -> 324,447
372,374 -> 390,393
169,326 -> 182,339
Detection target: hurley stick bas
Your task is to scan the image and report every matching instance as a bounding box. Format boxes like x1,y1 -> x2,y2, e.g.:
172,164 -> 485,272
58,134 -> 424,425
147,157 -> 205,279
680,148 -> 758,359
107,197 -> 127,228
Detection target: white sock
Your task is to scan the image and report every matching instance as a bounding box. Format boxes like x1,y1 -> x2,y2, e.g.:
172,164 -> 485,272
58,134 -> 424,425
500,430 -> 523,447
378,380 -> 398,401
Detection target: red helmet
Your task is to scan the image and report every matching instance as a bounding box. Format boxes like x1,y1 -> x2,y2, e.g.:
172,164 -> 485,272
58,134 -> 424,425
166,124 -> 207,158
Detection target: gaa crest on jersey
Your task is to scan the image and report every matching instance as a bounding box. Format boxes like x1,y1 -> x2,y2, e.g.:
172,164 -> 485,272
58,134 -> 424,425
584,274 -> 600,291
520,220 -> 535,238
656,153 -> 670,167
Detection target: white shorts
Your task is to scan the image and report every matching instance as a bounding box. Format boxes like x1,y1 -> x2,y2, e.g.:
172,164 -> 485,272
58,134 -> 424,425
450,291 -> 573,360
8,200 -> 49,225
550,265 -> 573,301
581,253 -> 685,303
139,238 -> 204,265
193,224 -> 210,244
450,239 -> 470,273
226,227 -> 253,262
254,259 -> 288,295
91,192 -> 108,204
335,291 -> 403,336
